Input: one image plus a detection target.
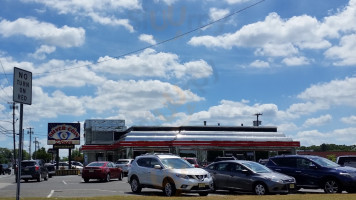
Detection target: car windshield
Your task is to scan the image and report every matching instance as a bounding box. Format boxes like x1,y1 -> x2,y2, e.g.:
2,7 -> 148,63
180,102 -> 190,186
161,158 -> 193,169
87,162 -> 106,167
242,161 -> 272,173
309,157 -> 340,168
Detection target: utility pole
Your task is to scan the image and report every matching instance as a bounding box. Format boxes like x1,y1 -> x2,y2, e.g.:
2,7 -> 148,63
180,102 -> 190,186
34,137 -> 38,159
27,127 -> 33,160
8,102 -> 18,167
254,113 -> 263,126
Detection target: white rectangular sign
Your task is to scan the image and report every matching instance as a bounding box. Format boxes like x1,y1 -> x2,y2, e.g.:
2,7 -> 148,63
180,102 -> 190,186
13,67 -> 32,105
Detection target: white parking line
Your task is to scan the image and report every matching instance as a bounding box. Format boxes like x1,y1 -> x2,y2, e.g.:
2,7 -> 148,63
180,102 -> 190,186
47,190 -> 54,198
62,180 -> 67,185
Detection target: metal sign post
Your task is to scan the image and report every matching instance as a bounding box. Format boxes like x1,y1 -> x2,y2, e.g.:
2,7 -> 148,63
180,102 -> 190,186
13,67 -> 32,200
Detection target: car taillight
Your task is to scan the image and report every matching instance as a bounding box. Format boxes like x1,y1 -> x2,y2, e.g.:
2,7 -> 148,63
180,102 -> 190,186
35,165 -> 40,171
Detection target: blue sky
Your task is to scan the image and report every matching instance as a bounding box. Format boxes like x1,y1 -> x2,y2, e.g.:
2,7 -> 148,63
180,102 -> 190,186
1,0 -> 356,156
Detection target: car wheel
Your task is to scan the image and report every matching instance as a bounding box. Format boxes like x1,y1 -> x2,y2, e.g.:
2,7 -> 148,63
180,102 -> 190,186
49,174 -> 53,178
324,179 -> 342,193
84,178 -> 89,183
254,183 -> 268,195
130,177 -> 142,193
105,174 -> 110,182
37,174 -> 42,182
163,179 -> 176,197
24,179 -> 28,182
118,172 -> 123,181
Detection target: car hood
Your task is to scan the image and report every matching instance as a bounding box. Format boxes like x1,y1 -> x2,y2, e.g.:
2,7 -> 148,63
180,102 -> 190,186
259,172 -> 294,180
335,166 -> 356,173
167,168 -> 208,175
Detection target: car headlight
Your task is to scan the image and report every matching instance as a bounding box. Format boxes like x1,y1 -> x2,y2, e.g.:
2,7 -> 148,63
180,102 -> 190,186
267,177 -> 283,183
340,172 -> 351,177
176,174 -> 189,179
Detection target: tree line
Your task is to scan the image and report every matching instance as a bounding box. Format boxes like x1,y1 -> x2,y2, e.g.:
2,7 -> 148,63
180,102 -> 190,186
298,143 -> 356,152
0,147 -> 83,165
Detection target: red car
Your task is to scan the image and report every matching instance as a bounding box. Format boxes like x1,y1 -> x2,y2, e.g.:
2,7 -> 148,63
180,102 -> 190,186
82,161 -> 123,183
183,157 -> 200,168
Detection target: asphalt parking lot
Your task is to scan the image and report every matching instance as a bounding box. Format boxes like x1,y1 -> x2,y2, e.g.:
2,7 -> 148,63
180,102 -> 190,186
0,173 -> 327,198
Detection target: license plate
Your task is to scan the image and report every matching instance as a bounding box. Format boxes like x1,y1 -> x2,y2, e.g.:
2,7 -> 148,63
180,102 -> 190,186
198,183 -> 205,188
89,169 -> 94,173
289,184 -> 295,189
24,168 -> 29,171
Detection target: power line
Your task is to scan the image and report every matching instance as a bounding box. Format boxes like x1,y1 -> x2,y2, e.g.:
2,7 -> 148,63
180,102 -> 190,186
24,0 -> 265,76
0,59 -> 12,101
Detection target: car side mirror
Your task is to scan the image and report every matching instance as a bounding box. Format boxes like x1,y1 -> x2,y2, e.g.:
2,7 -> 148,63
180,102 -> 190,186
154,165 -> 162,169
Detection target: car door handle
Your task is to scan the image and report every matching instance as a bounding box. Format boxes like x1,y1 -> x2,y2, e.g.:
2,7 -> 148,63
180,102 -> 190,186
295,171 -> 301,173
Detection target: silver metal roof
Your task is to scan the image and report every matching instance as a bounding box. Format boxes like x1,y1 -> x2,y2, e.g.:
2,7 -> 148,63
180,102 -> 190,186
123,129 -> 293,142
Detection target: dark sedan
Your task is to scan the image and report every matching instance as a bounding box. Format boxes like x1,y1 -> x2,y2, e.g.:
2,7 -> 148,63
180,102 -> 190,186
82,161 -> 123,183
204,160 -> 296,195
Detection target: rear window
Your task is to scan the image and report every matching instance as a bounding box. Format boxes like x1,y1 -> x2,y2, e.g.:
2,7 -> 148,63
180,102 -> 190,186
21,162 -> 36,167
338,157 -> 356,165
116,160 -> 129,164
87,162 -> 105,167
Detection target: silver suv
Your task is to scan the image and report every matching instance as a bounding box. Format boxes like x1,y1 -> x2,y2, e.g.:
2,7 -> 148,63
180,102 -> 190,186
128,154 -> 213,196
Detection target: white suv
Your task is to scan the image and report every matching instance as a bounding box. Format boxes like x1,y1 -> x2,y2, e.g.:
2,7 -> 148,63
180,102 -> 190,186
128,154 -> 213,196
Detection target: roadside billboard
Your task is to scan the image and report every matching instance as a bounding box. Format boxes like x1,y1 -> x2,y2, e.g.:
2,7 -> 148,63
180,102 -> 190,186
48,123 -> 80,145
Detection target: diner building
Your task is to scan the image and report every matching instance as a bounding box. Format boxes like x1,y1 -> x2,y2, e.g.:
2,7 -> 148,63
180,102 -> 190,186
81,119 -> 300,165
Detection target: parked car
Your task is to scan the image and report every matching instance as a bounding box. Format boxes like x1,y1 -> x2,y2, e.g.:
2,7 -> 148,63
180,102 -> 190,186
56,162 -> 70,170
183,157 -> 200,168
266,155 -> 356,193
128,153 -> 213,196
82,161 -> 123,183
69,161 -> 84,173
0,164 -> 11,175
44,163 -> 55,178
214,156 -> 237,162
17,160 -> 48,182
204,160 -> 295,195
115,159 -> 134,175
336,155 -> 356,168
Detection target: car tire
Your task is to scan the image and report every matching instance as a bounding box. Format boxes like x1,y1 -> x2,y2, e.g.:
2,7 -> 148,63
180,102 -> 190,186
324,179 -> 342,193
24,179 -> 28,182
84,178 -> 89,183
105,174 -> 110,182
130,177 -> 142,193
37,174 -> 41,182
49,174 -> 53,178
254,183 -> 268,195
163,179 -> 176,197
118,172 -> 123,181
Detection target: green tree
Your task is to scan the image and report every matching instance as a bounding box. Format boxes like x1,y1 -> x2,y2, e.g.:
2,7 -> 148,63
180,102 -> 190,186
0,148 -> 13,164
71,148 -> 83,163
33,147 -> 51,162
